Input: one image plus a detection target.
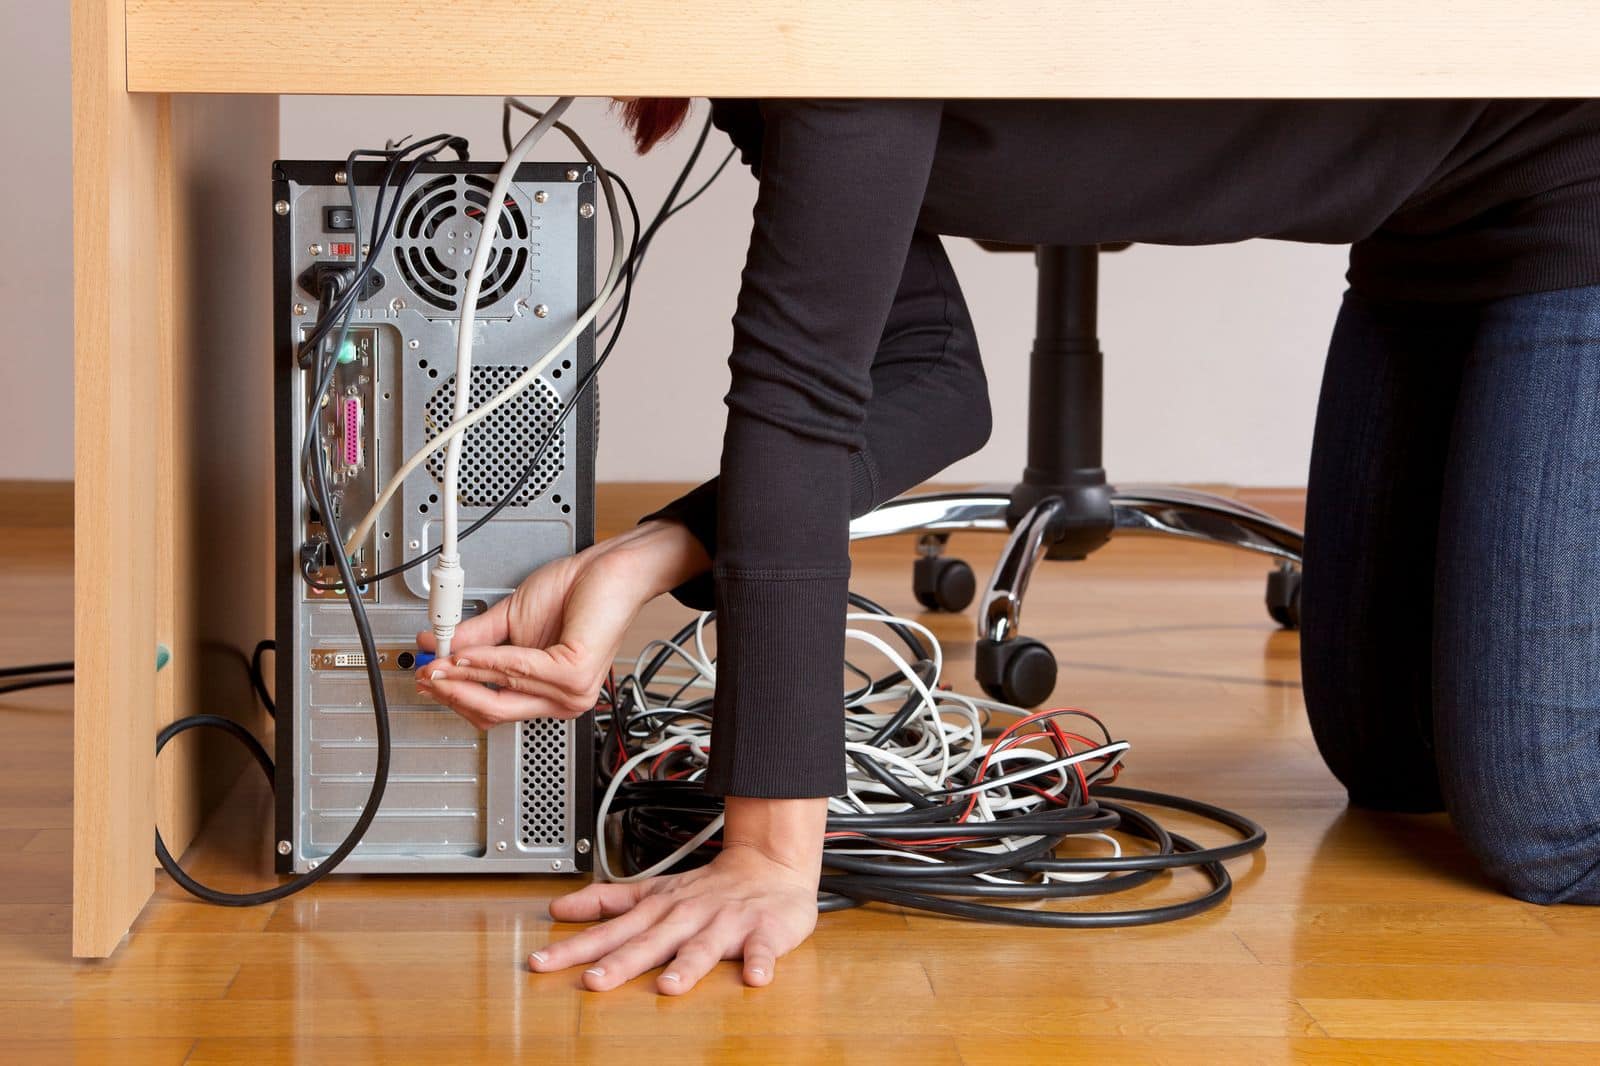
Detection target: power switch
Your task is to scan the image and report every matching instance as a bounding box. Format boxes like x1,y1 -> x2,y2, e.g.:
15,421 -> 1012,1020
324,205 -> 356,232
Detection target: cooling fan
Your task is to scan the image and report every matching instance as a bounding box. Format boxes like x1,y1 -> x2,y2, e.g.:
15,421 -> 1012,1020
391,174 -> 533,312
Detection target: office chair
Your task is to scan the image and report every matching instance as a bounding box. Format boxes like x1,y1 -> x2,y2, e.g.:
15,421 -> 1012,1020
848,244 -> 1304,707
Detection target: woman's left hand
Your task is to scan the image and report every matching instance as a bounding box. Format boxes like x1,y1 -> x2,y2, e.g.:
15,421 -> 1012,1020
529,797 -> 826,994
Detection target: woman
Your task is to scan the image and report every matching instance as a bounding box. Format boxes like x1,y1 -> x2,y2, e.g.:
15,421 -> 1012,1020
418,98 -> 1600,994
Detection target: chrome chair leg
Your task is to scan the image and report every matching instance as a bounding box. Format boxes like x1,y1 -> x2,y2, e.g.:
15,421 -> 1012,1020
1110,485 -> 1302,563
848,483 -> 1305,705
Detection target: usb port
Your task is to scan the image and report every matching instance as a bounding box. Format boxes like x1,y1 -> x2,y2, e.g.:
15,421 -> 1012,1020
341,397 -> 362,470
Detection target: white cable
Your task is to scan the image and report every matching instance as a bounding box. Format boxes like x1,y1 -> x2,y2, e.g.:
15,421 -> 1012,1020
597,735 -> 722,883
427,97 -> 573,657
344,98 -> 627,607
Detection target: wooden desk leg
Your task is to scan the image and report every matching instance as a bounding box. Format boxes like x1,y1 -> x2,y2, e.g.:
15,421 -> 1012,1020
73,0 -> 277,957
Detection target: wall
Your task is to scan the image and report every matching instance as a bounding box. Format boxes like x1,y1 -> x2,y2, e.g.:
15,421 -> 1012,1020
0,0 -> 73,481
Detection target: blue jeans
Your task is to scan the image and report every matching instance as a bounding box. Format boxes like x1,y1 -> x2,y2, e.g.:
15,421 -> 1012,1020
1302,282 -> 1600,905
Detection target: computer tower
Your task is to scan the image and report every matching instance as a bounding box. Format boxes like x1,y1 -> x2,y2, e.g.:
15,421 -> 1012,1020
271,159 -> 595,875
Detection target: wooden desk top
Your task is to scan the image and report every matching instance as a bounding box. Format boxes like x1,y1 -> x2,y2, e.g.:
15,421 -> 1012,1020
127,0 -> 1600,98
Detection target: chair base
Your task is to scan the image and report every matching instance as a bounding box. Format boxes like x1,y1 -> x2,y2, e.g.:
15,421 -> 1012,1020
850,485 -> 1304,705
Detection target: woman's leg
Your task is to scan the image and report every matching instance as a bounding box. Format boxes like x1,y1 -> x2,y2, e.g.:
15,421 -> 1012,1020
1300,290 -> 1471,812
1433,283 -> 1600,904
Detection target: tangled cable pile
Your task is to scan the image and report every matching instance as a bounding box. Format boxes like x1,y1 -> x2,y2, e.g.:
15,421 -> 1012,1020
594,594 -> 1266,927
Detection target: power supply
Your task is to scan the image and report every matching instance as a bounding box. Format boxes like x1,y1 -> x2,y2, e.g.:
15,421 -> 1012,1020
272,159 -> 596,875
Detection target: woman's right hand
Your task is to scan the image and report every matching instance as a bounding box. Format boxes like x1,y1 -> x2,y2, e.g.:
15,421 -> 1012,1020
416,519 -> 709,729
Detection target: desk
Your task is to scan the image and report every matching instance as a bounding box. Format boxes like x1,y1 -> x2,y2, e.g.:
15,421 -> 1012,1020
72,0 -> 1600,957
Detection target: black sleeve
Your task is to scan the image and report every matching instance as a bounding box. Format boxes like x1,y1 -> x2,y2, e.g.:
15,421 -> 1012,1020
676,100 -> 951,798
642,229 -> 991,614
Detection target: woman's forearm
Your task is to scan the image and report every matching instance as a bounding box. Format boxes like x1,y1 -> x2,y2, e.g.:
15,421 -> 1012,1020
722,795 -> 828,877
610,518 -> 712,598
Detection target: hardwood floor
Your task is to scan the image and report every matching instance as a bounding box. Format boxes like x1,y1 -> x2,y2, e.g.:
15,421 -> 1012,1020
5,482 -> 1599,1063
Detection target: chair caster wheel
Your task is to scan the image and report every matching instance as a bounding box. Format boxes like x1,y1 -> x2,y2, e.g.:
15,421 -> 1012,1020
913,555 -> 976,612
976,637 -> 1057,708
1266,565 -> 1301,629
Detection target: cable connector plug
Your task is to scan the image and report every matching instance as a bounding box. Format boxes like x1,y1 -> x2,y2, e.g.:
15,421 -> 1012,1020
429,555 -> 465,658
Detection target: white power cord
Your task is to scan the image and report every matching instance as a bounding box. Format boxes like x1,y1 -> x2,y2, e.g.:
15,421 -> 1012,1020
340,97 -> 626,656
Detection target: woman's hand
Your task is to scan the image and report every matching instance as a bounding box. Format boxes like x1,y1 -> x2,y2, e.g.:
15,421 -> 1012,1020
531,797 -> 827,994
416,519 -> 708,728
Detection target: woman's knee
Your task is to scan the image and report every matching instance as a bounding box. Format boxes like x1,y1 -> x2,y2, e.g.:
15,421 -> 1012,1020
1438,735 -> 1600,904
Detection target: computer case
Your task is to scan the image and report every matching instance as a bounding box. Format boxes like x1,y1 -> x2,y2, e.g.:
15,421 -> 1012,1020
271,159 -> 595,874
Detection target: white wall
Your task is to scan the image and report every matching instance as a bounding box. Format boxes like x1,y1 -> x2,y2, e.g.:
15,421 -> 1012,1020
7,71 -> 1348,484
0,0 -> 72,481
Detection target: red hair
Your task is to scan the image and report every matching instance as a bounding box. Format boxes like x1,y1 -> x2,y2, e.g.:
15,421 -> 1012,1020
618,98 -> 693,153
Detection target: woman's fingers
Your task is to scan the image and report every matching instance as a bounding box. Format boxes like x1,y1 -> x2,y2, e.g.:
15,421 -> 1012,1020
584,903 -> 710,991
427,662 -> 583,713
548,880 -> 650,923
419,674 -> 550,727
659,925 -> 740,995
450,643 -> 593,695
531,895 -> 671,975
741,929 -> 780,987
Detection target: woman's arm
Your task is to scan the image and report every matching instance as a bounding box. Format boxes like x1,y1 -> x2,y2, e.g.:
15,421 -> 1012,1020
644,228 -> 991,611
706,98 -> 946,797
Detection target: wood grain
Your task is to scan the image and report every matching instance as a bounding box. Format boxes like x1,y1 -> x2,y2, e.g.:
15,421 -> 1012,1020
71,0 -> 278,956
71,0 -> 163,959
17,483 -> 1600,1058
125,0 -> 1600,98
154,92 -> 278,877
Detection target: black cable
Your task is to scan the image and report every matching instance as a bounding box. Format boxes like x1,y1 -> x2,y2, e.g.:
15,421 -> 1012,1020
248,640 -> 275,718
0,675 -> 74,697
0,660 -> 75,698
0,661 -> 73,679
657,147 -> 736,223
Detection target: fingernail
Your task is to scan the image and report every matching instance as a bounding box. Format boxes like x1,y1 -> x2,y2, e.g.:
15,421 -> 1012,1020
456,658 -> 471,667
430,670 -> 446,681
661,972 -> 680,983
585,967 -> 606,978
750,966 -> 767,978
529,951 -> 547,967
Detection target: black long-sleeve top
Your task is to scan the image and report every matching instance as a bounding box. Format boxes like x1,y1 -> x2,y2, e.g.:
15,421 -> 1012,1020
646,99 -> 1600,798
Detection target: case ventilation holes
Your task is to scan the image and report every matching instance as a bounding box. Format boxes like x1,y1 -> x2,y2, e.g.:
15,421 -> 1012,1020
392,174 -> 530,312
519,718 -> 569,848
424,368 -> 566,507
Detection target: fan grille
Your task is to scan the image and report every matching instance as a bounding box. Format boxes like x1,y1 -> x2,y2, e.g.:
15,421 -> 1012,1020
424,367 -> 565,507
392,175 -> 530,312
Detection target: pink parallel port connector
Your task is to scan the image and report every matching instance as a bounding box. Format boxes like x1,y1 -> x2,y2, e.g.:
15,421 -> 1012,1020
341,397 -> 362,469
